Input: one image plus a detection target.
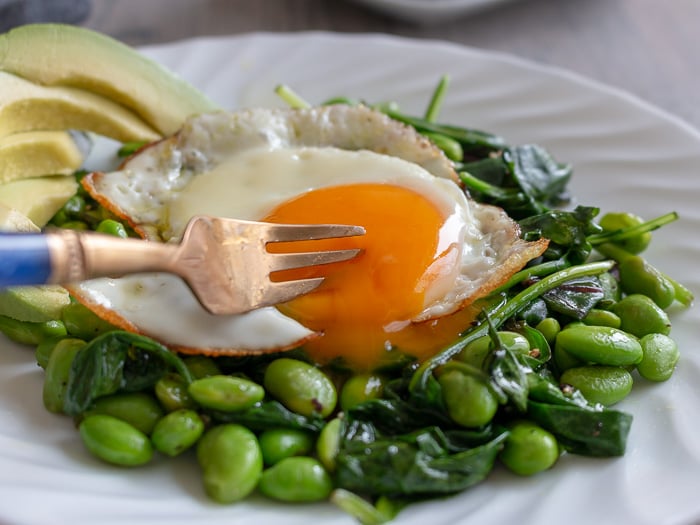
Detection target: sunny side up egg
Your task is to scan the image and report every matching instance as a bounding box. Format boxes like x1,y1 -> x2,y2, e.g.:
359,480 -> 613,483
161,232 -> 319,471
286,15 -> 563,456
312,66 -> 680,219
75,105 -> 548,370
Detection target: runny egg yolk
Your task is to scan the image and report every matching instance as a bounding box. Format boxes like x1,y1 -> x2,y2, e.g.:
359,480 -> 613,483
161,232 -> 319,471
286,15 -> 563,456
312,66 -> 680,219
263,182 -> 479,371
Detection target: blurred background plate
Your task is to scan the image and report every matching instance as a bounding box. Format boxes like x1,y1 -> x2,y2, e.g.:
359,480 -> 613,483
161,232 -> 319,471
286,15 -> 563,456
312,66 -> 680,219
347,0 -> 520,24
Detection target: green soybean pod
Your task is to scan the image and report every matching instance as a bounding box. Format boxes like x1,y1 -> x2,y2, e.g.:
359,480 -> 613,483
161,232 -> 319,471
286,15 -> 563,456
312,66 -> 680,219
259,428 -> 315,466
554,325 -> 642,366
439,368 -> 498,428
259,457 -> 333,502
196,424 -> 263,503
188,375 -> 264,412
42,338 -> 85,413
151,409 -> 205,457
263,358 -> 337,418
637,333 -> 680,382
316,417 -> 342,472
155,373 -> 195,412
499,420 -> 559,476
340,374 -> 385,411
560,366 -> 633,406
582,309 -> 621,329
86,392 -> 164,435
79,414 -> 153,466
611,294 -> 671,337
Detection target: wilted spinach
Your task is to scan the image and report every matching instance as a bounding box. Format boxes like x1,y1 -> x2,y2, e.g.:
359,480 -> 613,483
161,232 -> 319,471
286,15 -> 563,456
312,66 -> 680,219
63,331 -> 192,415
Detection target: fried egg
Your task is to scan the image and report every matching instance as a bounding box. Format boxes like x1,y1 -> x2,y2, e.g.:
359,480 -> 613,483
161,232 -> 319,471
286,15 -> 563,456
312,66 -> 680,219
75,105 -> 547,370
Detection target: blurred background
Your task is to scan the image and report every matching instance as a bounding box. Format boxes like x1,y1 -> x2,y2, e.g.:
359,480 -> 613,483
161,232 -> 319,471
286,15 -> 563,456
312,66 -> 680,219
2,0 -> 698,129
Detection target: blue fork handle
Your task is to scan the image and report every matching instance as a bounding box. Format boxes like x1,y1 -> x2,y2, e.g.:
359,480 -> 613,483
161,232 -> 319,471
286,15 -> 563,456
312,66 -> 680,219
0,233 -> 52,287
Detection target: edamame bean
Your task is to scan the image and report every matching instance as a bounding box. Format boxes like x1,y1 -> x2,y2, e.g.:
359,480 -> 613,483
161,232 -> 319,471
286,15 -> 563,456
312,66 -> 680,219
196,424 -> 263,503
499,420 -> 559,476
86,392 -> 164,435
560,366 -> 633,406
259,457 -> 333,502
259,428 -> 315,466
535,318 -> 560,346
553,344 -> 585,372
35,336 -> 67,369
637,333 -> 680,382
599,212 -> 651,254
155,373 -> 195,412
0,316 -> 66,345
188,375 -> 264,412
438,368 -> 498,428
611,294 -> 671,337
61,302 -> 115,340
456,331 -> 530,369
263,358 -> 337,418
554,325 -> 642,366
96,219 -> 128,238
582,309 -> 621,329
42,338 -> 85,413
184,355 -> 221,378
618,256 -> 675,309
79,414 -> 153,466
61,195 -> 86,218
151,409 -> 205,456
340,374 -> 385,411
61,220 -> 89,230
316,417 -> 342,472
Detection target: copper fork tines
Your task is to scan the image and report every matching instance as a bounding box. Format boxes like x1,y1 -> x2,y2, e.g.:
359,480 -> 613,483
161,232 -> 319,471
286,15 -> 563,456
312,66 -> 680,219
45,215 -> 365,316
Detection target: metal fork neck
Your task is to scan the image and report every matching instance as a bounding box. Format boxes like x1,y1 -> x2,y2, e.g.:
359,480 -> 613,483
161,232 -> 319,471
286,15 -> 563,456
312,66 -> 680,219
46,229 -> 177,283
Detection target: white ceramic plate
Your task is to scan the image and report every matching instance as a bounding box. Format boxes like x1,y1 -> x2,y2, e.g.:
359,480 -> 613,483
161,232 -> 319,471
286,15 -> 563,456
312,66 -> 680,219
348,0 -> 519,24
1,32 -> 699,525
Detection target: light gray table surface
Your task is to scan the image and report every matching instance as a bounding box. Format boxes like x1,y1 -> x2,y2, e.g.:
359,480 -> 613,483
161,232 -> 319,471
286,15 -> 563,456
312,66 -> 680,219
74,0 -> 700,132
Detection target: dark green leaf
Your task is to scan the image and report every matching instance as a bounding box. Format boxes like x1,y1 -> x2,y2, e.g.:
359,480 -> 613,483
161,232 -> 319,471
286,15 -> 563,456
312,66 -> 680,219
484,325 -> 529,412
208,400 -> 324,432
349,378 -> 452,435
527,400 -> 632,456
519,206 -> 602,263
504,144 -> 572,210
542,275 -> 605,319
63,331 -> 191,415
336,421 -> 508,496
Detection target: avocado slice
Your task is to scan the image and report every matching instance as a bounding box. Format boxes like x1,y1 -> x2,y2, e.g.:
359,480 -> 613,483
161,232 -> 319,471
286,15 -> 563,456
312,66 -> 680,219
0,71 -> 160,142
0,130 -> 88,184
0,202 -> 39,232
0,286 -> 70,323
0,24 -> 220,135
0,174 -> 77,227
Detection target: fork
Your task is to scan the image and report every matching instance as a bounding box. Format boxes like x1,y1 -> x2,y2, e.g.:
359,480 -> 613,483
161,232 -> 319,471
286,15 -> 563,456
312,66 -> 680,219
0,215 -> 365,315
